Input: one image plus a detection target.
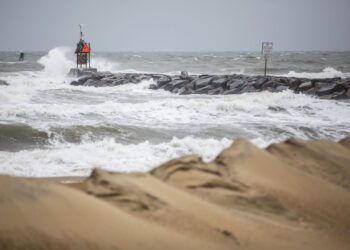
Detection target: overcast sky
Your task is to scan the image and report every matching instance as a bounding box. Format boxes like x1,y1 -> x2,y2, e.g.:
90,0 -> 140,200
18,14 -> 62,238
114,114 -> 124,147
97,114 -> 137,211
0,0 -> 349,51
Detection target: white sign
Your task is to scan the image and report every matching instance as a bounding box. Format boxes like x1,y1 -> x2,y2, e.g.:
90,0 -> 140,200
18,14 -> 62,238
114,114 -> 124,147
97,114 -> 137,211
262,42 -> 273,57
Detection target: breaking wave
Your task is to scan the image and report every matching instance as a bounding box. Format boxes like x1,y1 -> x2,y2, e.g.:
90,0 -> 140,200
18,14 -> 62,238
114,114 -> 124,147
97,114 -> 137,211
0,124 -> 49,152
37,47 -> 122,76
38,47 -> 75,78
1,49 -> 350,177
282,67 -> 350,79
0,136 -> 232,177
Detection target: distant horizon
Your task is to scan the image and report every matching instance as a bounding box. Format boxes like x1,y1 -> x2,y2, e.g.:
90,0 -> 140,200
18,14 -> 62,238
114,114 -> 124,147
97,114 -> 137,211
2,48 -> 350,53
1,0 -> 350,51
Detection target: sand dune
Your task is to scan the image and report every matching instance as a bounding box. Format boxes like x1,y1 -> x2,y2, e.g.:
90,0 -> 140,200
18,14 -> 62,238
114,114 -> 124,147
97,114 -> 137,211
1,136 -> 350,249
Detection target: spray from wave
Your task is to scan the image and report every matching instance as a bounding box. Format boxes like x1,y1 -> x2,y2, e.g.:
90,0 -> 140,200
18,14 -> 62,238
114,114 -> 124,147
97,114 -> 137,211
37,47 -> 122,78
282,67 -> 350,79
38,47 -> 75,78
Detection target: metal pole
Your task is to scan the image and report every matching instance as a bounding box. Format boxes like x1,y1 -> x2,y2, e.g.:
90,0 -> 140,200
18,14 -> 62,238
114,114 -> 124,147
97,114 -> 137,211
264,57 -> 267,77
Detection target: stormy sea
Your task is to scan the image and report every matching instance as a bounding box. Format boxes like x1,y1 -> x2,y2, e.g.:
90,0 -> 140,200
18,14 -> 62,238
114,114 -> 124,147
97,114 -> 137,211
1,48 -> 350,177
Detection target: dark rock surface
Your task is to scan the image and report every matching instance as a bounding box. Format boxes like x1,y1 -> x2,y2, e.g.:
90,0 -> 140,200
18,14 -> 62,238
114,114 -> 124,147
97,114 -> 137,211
0,80 -> 9,86
69,72 -> 350,100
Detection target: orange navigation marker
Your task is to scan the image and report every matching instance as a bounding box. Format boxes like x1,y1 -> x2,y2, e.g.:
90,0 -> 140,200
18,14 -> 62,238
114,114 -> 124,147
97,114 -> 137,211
81,43 -> 90,53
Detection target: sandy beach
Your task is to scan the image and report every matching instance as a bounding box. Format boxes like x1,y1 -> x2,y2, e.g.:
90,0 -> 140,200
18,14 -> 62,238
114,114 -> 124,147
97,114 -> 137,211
1,136 -> 349,249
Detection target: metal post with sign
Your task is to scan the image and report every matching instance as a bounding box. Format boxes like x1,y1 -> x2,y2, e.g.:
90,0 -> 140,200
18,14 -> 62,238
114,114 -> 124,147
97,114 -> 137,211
261,42 -> 273,77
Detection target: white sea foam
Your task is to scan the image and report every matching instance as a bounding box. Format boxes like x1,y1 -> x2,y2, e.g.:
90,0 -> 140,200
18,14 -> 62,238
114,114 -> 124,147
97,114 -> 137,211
1,48 -> 350,177
282,67 -> 350,79
0,136 -> 233,177
1,86 -> 349,145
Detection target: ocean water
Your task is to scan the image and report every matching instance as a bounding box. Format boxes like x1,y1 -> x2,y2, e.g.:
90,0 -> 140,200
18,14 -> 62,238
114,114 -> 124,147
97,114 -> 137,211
0,48 -> 349,177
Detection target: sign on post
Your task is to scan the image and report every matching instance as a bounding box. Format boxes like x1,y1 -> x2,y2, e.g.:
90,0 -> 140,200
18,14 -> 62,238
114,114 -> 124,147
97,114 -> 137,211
261,42 -> 273,76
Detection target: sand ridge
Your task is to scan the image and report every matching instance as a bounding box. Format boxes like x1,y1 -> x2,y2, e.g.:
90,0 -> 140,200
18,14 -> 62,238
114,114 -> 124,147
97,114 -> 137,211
1,136 -> 350,249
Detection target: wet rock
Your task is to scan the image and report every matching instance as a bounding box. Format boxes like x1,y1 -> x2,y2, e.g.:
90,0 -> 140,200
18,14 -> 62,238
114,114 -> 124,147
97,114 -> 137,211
178,87 -> 187,95
184,82 -> 195,90
312,77 -> 340,84
91,72 -> 112,80
163,80 -> 189,91
194,77 -> 212,89
240,86 -> 256,93
156,75 -> 172,88
100,77 -> 115,84
298,81 -> 313,91
111,79 -> 125,86
70,80 -> 79,86
265,87 -> 275,92
208,87 -> 224,95
224,88 -> 241,95
194,85 -> 213,94
305,87 -> 316,95
289,78 -> 302,90
344,80 -> 350,89
320,94 -> 333,99
77,76 -> 91,84
227,79 -> 245,90
316,83 -> 343,96
314,82 -> 328,89
84,79 -> 98,86
331,90 -> 347,100
211,77 -> 227,88
279,77 -> 289,84
68,72 -> 350,100
0,80 -> 9,86
262,80 -> 281,89
254,78 -> 268,88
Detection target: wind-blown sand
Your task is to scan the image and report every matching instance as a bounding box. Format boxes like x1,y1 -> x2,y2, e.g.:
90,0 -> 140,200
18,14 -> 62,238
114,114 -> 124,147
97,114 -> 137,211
1,136 -> 350,249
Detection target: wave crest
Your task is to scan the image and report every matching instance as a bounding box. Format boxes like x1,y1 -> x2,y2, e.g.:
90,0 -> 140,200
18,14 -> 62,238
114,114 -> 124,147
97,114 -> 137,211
282,67 -> 350,79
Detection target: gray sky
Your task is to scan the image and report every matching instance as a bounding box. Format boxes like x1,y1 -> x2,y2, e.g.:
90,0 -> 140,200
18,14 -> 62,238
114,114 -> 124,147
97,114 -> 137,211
0,0 -> 349,51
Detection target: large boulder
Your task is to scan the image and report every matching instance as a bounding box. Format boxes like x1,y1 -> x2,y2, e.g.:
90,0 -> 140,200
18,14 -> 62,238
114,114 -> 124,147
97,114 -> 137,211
262,79 -> 282,90
163,79 -> 189,91
156,75 -> 172,88
84,78 -> 99,86
331,90 -> 347,100
314,82 -> 328,89
298,81 -> 313,91
211,77 -> 227,88
288,78 -> 302,90
316,83 -> 344,96
227,79 -> 245,90
254,78 -> 268,89
194,77 -> 212,89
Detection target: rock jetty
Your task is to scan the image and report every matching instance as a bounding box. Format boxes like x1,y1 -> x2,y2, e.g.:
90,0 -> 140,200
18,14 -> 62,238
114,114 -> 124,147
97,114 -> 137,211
70,71 -> 350,100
